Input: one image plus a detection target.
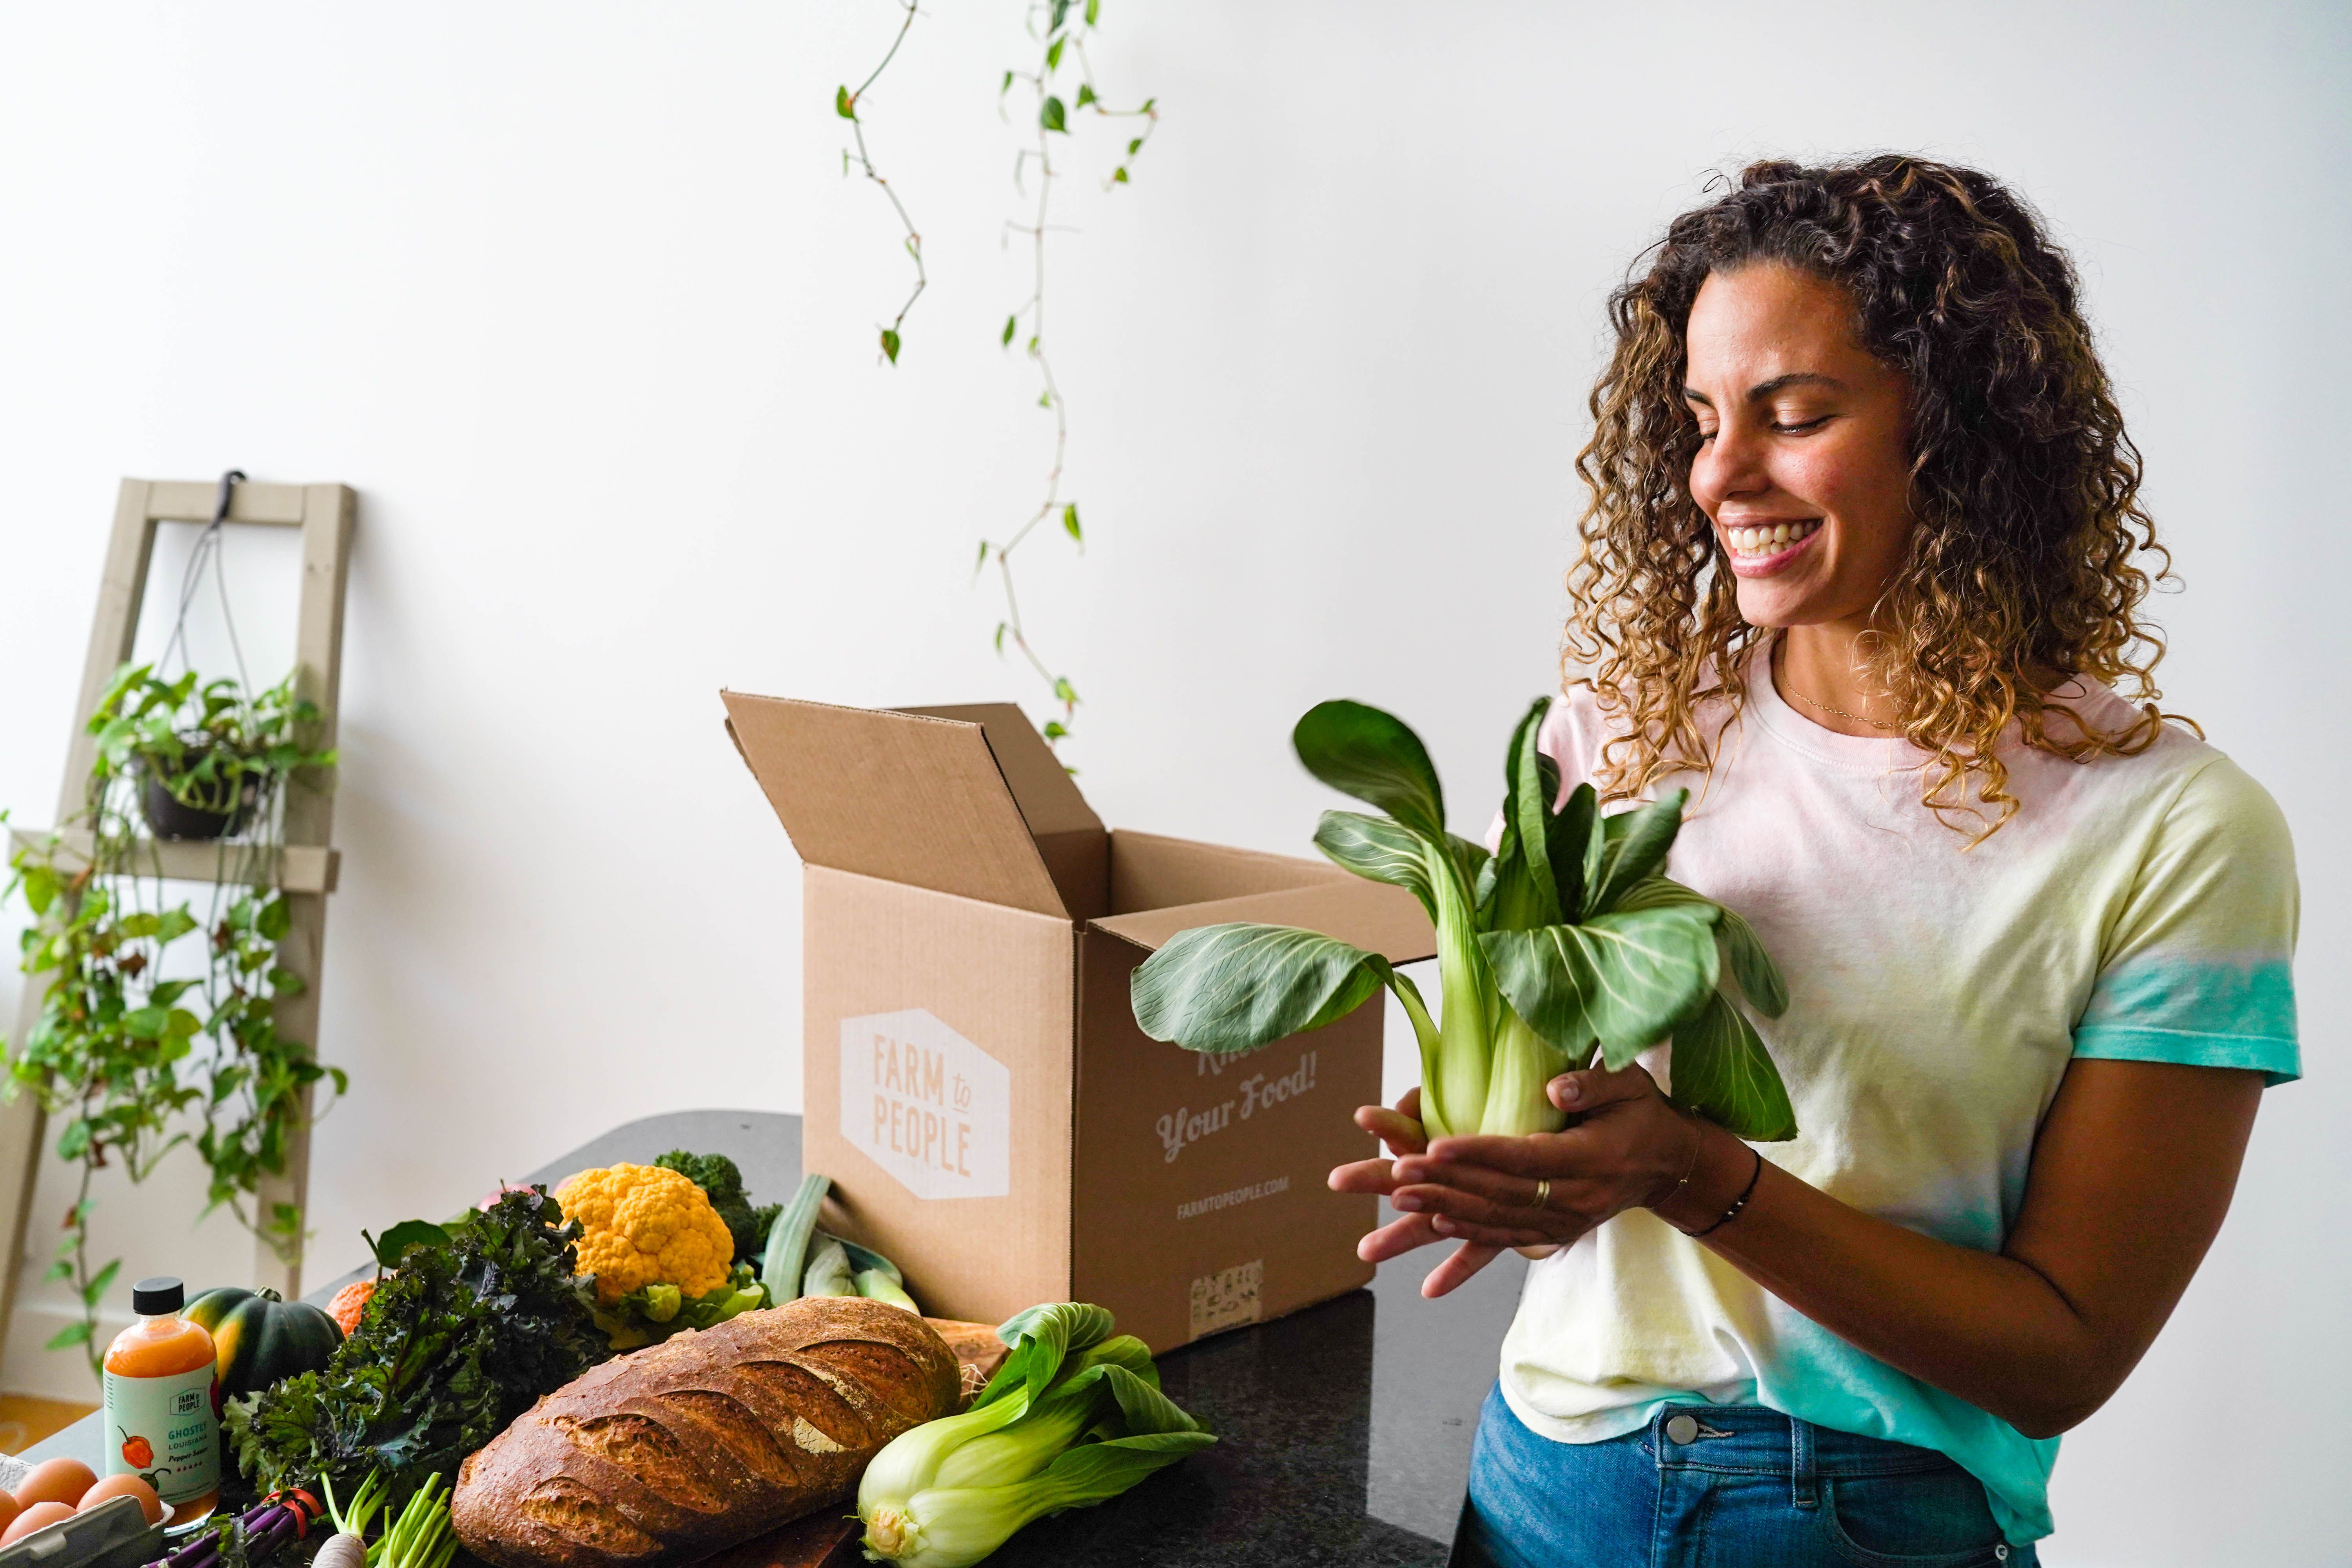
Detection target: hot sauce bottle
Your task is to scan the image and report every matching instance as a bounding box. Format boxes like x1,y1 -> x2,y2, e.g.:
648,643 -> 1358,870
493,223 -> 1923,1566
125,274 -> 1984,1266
102,1277 -> 219,1521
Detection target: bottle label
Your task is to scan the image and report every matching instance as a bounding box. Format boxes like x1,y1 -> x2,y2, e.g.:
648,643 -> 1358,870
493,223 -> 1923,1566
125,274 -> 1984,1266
103,1361 -> 219,1505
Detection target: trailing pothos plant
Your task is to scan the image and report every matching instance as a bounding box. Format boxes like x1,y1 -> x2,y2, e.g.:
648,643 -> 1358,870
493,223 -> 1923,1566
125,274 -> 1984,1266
834,0 -> 1158,758
1132,698 -> 1799,1143
2,661 -> 345,1376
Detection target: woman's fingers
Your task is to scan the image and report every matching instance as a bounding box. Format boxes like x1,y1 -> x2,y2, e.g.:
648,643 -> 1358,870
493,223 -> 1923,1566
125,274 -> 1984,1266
1420,1241 -> 1504,1299
1417,1131 -> 1563,1175
1357,1209 -> 1448,1263
1392,1162 -> 1557,1218
1354,1103 -> 1428,1158
1547,1061 -> 1657,1113
1428,1213 -> 1558,1247
1327,1156 -> 1403,1195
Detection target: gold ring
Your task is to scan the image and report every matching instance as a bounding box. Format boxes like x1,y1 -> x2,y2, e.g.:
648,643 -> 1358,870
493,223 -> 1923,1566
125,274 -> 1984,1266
1532,1178 -> 1552,1210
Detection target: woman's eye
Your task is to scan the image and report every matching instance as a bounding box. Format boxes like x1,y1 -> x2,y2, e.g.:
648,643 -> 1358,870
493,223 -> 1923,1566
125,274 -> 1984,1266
1771,415 -> 1832,434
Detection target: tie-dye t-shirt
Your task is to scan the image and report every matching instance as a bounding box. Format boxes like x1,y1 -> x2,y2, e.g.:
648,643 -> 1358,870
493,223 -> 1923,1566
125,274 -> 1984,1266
1498,658 -> 2300,1544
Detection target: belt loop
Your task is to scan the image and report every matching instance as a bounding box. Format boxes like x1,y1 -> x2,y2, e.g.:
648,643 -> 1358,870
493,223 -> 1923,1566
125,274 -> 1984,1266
1789,1416 -> 1818,1510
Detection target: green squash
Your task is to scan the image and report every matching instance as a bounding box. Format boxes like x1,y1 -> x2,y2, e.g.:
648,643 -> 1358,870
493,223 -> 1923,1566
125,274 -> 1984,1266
184,1285 -> 342,1410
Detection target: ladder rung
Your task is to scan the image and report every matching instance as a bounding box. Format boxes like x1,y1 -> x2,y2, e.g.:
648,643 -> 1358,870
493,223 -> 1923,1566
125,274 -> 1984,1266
6,828 -> 338,895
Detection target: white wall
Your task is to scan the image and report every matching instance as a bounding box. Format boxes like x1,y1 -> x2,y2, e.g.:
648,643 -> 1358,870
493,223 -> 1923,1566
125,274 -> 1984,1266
0,2 -> 2342,1559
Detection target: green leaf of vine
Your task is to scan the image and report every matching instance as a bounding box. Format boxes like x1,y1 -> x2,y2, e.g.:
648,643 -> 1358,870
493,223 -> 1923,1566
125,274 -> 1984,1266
835,85 -> 857,121
880,327 -> 902,363
1076,83 -> 1098,109
1063,503 -> 1082,542
1041,96 -> 1068,133
1046,37 -> 1066,73
46,1320 -> 91,1351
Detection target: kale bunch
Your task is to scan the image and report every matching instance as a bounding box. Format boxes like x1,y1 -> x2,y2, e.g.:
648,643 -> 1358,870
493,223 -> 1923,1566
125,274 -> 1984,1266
654,1149 -> 780,1267
225,1187 -> 608,1509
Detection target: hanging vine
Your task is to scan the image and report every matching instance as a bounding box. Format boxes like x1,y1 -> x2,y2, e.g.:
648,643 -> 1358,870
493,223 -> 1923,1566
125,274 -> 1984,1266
835,0 -> 926,365
977,0 -> 1156,753
833,0 -> 1157,756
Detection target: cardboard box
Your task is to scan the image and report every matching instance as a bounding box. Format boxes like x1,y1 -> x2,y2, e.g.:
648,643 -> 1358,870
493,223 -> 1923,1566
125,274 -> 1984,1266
722,694 -> 1436,1353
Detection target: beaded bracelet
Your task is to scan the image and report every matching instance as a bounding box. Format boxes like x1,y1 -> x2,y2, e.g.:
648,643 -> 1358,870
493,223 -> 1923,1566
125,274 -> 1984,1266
1683,1146 -> 1764,1239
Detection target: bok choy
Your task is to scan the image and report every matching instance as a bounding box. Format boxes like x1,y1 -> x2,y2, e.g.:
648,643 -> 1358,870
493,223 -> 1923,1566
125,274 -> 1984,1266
1130,697 -> 1797,1142
856,1303 -> 1214,1568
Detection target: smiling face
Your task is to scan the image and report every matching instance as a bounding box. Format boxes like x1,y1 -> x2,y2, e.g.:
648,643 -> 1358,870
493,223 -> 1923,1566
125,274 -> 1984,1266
1682,264 -> 1915,633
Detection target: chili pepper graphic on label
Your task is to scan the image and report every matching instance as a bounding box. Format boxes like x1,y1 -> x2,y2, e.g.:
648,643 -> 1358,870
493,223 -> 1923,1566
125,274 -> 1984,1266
117,1428 -> 153,1469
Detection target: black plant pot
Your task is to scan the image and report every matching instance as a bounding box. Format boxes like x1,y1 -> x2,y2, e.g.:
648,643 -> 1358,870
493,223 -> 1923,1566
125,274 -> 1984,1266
139,769 -> 256,841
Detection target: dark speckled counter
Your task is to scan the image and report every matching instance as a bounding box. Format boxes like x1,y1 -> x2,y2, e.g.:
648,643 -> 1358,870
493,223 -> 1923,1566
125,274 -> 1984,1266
31,1109 -> 1524,1566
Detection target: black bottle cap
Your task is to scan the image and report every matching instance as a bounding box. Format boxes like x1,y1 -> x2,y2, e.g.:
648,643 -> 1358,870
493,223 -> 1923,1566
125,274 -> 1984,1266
129,1277 -> 184,1315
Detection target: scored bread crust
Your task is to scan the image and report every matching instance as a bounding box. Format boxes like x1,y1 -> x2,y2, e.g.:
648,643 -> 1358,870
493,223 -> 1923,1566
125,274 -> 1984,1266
453,1297 -> 961,1568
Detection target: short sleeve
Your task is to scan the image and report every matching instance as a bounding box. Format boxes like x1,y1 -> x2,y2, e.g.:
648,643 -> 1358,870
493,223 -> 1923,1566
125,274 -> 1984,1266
2071,756 -> 2301,1084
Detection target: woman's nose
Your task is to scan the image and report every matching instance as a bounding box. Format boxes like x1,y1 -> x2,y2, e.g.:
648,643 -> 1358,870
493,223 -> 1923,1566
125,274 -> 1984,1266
1691,423 -> 1768,514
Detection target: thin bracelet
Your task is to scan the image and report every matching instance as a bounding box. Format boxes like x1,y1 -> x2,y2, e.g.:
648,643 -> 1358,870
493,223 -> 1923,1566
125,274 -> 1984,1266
1683,1146 -> 1764,1239
1661,1112 -> 1704,1203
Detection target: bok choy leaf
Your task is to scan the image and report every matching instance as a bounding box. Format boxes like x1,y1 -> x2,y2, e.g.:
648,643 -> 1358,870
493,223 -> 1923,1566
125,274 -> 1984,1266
857,1304 -> 1214,1568
1129,695 -> 1800,1142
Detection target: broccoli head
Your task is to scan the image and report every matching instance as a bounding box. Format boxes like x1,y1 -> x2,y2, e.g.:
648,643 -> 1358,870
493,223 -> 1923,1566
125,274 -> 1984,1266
652,1149 -> 776,1265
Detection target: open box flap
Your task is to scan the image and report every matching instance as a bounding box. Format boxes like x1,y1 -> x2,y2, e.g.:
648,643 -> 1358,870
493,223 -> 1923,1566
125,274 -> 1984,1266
722,691 -> 1071,918
1091,877 -> 1436,964
893,704 -> 1100,836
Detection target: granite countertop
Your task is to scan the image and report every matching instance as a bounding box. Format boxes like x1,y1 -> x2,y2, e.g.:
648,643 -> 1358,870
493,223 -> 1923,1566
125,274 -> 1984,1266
33,1108 -> 1524,1567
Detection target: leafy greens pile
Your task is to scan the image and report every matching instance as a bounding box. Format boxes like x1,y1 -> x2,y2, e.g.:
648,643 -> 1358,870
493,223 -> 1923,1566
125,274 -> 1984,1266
225,1187 -> 609,1508
1132,697 -> 1798,1141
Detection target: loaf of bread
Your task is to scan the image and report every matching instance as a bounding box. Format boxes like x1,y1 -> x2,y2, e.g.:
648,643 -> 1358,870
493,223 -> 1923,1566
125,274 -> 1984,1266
452,1298 -> 961,1568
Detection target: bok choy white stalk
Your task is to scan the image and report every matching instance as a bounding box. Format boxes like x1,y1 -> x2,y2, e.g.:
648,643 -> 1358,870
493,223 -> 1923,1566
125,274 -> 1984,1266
1130,697 -> 1798,1142
856,1303 -> 1214,1568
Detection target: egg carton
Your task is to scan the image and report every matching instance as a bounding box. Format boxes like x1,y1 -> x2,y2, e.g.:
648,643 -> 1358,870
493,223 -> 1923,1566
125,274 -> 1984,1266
0,1495 -> 164,1568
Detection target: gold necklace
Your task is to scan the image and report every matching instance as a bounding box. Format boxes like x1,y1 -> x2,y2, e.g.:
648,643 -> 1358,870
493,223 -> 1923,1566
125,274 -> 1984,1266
1786,685 -> 1900,732
1774,642 -> 1900,731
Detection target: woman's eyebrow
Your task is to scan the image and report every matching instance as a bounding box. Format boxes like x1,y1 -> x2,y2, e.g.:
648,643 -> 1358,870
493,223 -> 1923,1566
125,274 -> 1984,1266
1745,372 -> 1846,400
1681,371 -> 1849,408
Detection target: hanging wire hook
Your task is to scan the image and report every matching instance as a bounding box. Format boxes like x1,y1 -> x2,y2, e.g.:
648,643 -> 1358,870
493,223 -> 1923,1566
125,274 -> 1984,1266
212,468 -> 246,528
159,468 -> 254,695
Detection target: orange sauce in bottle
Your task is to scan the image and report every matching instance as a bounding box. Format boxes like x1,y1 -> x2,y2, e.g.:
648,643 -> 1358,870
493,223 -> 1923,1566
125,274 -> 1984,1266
102,1277 -> 219,1522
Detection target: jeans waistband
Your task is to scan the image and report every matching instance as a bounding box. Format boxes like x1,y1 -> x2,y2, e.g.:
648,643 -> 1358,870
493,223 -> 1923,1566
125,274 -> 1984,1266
1643,1403 -> 1962,1488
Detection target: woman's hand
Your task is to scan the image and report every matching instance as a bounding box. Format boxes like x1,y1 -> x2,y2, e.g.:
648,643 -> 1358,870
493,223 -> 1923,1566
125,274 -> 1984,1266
1328,1062 -> 1702,1298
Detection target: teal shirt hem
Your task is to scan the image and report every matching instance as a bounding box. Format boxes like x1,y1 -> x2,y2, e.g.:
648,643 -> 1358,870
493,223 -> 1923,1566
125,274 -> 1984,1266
2070,1024 -> 2300,1086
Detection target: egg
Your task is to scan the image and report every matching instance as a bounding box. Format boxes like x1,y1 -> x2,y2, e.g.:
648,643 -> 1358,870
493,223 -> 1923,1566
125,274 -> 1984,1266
13,1457 -> 95,1511
0,1491 -> 20,1535
1,1501 -> 75,1544
76,1473 -> 163,1525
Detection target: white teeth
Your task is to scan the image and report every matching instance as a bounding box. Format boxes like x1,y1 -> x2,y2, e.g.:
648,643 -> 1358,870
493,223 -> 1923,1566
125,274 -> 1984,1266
1725,520 -> 1817,556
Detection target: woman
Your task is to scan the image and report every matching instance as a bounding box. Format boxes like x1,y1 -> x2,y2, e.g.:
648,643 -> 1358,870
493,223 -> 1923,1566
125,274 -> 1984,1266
1331,156 -> 2299,1566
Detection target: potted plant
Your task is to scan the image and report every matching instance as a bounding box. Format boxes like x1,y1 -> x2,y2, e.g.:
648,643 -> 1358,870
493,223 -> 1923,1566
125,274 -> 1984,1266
86,666 -> 332,842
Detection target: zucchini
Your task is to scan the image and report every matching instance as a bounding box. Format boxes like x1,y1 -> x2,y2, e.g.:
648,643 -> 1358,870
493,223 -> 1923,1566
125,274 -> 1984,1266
759,1172 -> 831,1300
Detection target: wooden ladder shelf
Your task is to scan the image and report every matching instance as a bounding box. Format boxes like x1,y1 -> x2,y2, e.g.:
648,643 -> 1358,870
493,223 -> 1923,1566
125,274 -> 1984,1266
0,477 -> 354,1354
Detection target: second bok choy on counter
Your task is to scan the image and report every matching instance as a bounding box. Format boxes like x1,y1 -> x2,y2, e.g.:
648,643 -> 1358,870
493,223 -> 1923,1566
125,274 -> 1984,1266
857,1303 -> 1213,1568
1131,697 -> 1798,1142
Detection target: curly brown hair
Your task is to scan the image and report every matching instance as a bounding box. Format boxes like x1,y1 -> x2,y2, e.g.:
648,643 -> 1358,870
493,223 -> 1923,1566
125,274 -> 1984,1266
1565,154 -> 2186,838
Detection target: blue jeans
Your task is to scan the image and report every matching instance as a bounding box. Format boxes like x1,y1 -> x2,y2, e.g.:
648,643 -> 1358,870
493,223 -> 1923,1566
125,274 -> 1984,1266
1455,1384 -> 2035,1568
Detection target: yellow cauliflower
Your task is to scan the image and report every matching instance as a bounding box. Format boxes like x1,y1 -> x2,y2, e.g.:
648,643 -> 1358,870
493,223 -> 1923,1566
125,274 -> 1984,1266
555,1162 -> 736,1305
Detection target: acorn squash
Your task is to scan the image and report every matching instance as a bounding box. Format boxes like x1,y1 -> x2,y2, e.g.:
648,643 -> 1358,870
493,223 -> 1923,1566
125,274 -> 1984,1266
183,1285 -> 342,1410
